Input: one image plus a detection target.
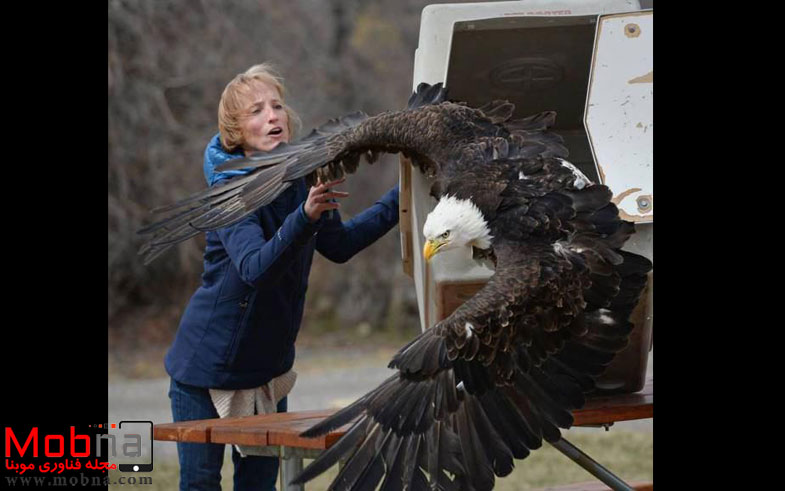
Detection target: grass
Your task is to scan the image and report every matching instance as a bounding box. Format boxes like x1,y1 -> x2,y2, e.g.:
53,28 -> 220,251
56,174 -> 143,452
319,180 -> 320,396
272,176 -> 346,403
109,430 -> 651,490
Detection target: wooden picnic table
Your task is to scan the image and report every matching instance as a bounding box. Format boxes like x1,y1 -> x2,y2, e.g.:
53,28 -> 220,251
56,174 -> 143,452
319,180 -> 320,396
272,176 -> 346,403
155,376 -> 652,490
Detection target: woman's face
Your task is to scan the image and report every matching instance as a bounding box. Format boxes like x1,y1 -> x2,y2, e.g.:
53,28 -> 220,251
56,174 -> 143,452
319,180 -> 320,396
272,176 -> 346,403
239,80 -> 290,154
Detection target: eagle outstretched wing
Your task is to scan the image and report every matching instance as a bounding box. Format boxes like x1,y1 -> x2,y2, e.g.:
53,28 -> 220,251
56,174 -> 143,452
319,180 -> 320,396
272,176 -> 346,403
292,181 -> 651,490
137,83 -> 565,264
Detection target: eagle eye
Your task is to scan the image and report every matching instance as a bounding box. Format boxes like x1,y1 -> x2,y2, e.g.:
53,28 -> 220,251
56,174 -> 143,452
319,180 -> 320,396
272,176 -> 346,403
440,231 -> 450,239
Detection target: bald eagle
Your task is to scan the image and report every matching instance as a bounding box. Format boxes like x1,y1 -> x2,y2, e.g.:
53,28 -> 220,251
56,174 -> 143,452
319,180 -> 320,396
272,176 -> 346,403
139,83 -> 652,490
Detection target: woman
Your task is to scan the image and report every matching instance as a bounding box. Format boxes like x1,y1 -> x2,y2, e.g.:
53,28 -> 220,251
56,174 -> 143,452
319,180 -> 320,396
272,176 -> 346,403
166,63 -> 399,490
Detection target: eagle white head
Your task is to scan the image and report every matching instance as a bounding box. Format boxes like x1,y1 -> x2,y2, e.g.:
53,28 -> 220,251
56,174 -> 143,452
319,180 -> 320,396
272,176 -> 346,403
422,195 -> 493,261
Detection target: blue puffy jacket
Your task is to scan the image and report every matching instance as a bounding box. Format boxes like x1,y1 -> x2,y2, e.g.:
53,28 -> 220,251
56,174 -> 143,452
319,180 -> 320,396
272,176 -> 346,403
165,135 -> 399,389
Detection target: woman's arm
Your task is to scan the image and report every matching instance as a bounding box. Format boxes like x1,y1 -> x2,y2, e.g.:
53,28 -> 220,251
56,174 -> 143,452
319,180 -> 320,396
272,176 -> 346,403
215,203 -> 320,286
315,186 -> 399,263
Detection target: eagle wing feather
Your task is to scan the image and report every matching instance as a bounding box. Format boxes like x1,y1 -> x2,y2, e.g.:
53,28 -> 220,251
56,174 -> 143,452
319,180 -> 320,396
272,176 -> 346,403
137,82 -> 564,263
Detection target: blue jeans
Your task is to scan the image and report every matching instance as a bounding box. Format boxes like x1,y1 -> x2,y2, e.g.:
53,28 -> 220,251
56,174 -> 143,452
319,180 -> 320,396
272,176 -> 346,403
169,378 -> 287,491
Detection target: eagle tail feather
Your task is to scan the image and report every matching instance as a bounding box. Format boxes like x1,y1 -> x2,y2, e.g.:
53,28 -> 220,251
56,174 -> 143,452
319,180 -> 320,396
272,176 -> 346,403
209,147 -> 292,173
291,416 -> 372,486
615,250 -> 653,279
399,434 -> 425,490
387,327 -> 446,377
137,165 -> 290,263
138,187 -> 239,237
564,184 -> 613,212
501,384 -> 562,444
300,379 -> 392,440
477,100 -> 516,124
146,172 -> 258,215
504,111 -> 557,132
463,397 -> 515,478
542,357 -> 596,392
530,366 -> 585,410
377,433 -> 406,491
513,370 -> 574,431
455,402 -> 496,491
505,113 -> 568,158
584,272 -> 621,308
479,389 -> 540,456
323,421 -> 386,491
452,358 -> 495,394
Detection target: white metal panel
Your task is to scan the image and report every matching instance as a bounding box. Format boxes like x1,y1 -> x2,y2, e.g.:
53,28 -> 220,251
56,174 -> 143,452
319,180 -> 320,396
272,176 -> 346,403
585,11 -> 653,223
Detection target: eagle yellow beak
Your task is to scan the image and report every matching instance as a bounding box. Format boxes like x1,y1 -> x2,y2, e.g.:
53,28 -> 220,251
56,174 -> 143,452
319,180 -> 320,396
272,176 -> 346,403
423,239 -> 442,261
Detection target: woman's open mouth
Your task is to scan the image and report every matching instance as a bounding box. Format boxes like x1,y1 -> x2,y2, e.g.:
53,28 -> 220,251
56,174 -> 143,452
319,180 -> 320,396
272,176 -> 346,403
268,127 -> 283,136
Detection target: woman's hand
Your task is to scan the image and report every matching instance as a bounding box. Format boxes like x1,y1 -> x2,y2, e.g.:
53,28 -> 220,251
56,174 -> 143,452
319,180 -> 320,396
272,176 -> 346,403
304,178 -> 349,222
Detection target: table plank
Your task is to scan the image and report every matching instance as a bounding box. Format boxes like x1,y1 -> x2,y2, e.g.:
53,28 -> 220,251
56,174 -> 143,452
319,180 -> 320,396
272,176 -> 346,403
154,419 -> 213,444
266,417 -> 353,449
154,413 -> 282,443
574,377 -> 653,426
211,410 -> 336,447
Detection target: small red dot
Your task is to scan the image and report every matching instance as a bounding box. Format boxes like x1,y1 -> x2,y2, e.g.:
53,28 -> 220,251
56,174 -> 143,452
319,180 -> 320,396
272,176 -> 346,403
98,424 -> 102,428
111,424 -> 116,428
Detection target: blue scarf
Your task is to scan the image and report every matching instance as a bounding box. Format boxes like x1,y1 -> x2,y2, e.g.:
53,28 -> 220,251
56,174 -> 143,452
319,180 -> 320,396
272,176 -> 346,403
203,133 -> 253,186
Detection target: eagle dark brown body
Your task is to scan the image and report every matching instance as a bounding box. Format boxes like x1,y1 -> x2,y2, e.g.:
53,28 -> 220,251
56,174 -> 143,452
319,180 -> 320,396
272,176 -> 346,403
139,83 -> 652,490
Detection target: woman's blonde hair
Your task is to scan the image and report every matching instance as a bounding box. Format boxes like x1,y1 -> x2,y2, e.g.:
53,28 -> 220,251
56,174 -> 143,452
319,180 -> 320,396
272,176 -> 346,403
217,63 -> 302,152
